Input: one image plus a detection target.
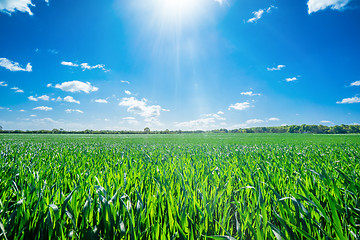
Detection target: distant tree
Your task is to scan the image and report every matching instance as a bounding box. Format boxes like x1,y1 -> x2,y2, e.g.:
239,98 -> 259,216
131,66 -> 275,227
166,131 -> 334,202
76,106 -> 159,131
144,127 -> 150,133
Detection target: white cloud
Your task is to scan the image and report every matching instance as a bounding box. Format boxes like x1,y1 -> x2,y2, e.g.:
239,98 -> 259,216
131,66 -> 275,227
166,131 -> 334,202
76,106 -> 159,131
38,95 -> 49,101
248,6 -> 276,23
228,102 -> 251,111
307,0 -> 350,14
0,58 -> 32,72
122,117 -> 139,125
175,118 -> 216,129
33,106 -> 52,111
47,83 -> 52,87
61,61 -> 109,72
29,95 -> 50,101
350,80 -> 360,86
11,87 -> 24,93
0,81 -> 8,87
337,96 -> 360,104
268,117 -> 280,121
286,77 -> 297,82
267,65 -> 286,71
80,63 -> 108,71
30,114 -> 36,117
246,119 -> 264,124
65,109 -> 84,114
121,80 -> 130,84
0,0 -> 48,15
241,91 -> 261,96
320,120 -> 334,124
119,97 -> 168,120
54,81 -> 98,93
217,111 -> 224,115
64,96 -> 80,104
95,99 -> 108,103
19,109 -> 25,112
203,113 -> 226,121
61,61 -> 78,67
125,90 -> 131,95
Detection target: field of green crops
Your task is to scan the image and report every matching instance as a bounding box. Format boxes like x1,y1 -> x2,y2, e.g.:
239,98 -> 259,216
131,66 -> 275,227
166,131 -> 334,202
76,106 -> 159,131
1,134 -> 360,239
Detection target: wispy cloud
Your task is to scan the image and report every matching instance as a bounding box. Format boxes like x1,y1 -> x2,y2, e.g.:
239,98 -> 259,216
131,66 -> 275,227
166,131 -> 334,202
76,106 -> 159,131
307,0 -> 350,14
61,61 -> 109,72
175,112 -> 226,130
33,106 -> 53,111
125,90 -> 132,95
65,109 -> 84,114
320,120 -> 334,124
247,6 -> 276,23
337,96 -> 360,104
246,119 -> 264,124
267,65 -> 285,71
228,102 -> 251,111
119,97 -> 168,120
11,87 -> 24,93
95,99 -> 108,103
121,80 -> 130,84
28,95 -> 50,101
122,117 -> 140,125
52,81 -> 98,93
286,77 -> 298,82
241,91 -> 261,96
214,0 -> 228,6
0,58 -> 32,72
268,117 -> 280,121
0,0 -> 48,15
350,80 -> 360,86
0,81 -> 8,87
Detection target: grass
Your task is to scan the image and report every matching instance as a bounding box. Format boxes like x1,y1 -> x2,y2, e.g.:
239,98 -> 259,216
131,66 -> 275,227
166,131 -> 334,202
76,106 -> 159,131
0,133 -> 359,239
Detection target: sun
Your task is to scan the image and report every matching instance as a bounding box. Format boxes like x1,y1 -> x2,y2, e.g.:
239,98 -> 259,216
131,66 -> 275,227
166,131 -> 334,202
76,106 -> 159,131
154,0 -> 205,26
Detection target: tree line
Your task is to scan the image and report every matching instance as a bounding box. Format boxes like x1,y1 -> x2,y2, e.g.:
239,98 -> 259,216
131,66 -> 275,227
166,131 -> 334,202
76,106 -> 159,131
0,124 -> 360,134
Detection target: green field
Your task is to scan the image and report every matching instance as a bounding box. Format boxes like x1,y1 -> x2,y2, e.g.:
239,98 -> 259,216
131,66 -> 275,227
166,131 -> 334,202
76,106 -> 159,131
1,134 -> 360,239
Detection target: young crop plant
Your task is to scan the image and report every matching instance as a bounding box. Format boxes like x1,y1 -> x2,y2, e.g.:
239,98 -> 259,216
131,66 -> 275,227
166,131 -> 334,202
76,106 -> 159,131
0,134 -> 359,239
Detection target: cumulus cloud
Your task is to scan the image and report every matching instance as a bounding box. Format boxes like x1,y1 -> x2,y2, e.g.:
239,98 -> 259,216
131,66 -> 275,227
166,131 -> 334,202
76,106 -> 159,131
286,77 -> 298,82
307,0 -> 350,14
28,95 -> 49,101
0,58 -> 32,72
241,91 -> 261,96
0,81 -> 8,87
11,87 -> 24,93
64,96 -> 80,104
95,99 -> 108,103
217,111 -> 224,115
53,81 -> 98,93
175,111 -> 227,130
248,6 -> 276,23
0,0 -> 48,15
119,97 -> 168,120
268,117 -> 280,121
228,102 -> 251,111
33,106 -> 52,111
267,65 -> 285,71
61,61 -> 78,67
337,96 -> 360,104
246,119 -> 264,124
65,109 -> 84,114
125,90 -> 131,95
350,80 -> 360,86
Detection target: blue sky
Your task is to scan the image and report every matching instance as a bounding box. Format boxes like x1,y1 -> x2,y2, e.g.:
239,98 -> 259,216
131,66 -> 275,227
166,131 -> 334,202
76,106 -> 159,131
0,0 -> 360,130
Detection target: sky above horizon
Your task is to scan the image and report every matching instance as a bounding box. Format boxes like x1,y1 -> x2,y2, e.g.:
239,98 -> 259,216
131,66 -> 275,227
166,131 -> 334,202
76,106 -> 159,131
0,0 -> 360,131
